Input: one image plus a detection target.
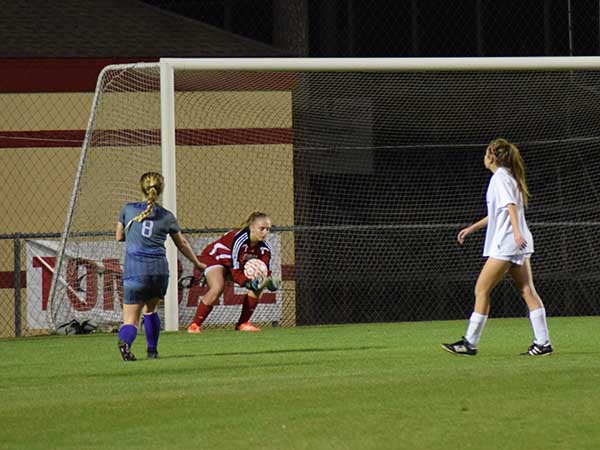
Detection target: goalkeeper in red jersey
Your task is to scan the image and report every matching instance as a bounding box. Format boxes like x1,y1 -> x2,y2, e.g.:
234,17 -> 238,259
187,211 -> 281,333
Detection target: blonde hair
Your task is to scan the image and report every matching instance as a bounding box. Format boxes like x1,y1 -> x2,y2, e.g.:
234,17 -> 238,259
125,172 -> 164,231
241,211 -> 270,228
487,138 -> 531,207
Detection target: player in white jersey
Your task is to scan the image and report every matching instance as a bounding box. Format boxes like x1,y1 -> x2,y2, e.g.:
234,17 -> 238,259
442,138 -> 553,356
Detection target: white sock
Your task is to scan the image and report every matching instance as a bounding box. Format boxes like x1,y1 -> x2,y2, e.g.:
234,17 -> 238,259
529,307 -> 550,345
464,312 -> 488,347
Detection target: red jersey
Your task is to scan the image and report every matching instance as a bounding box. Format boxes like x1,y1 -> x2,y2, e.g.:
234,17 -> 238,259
200,227 -> 272,286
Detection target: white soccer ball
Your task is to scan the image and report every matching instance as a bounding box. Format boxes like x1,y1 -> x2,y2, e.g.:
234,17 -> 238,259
243,258 -> 268,280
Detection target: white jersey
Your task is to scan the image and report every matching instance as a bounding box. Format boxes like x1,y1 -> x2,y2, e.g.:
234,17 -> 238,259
483,167 -> 534,257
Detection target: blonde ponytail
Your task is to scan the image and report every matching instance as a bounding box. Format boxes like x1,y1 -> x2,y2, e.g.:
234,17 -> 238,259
488,138 -> 531,207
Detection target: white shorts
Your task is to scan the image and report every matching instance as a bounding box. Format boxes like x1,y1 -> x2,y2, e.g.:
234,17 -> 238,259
489,253 -> 532,266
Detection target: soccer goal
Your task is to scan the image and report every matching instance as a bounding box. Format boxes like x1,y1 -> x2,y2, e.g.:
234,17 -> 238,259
47,57 -> 600,333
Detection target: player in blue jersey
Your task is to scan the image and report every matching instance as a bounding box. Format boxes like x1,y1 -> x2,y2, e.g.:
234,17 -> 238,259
116,172 -> 205,361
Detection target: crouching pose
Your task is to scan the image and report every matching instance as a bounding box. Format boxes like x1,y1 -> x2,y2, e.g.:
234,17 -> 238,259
187,211 -> 280,333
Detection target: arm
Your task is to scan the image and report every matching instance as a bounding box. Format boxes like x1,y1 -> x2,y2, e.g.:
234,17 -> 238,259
116,222 -> 125,242
457,216 -> 488,245
231,266 -> 251,288
507,204 -> 527,249
171,232 -> 206,272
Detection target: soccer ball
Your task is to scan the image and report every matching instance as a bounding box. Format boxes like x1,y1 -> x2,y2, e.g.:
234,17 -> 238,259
244,258 -> 268,280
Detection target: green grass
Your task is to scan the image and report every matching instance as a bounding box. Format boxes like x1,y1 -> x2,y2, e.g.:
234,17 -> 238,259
1,317 -> 599,450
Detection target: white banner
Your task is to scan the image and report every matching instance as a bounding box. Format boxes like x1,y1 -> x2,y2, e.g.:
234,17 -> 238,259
25,234 -> 282,329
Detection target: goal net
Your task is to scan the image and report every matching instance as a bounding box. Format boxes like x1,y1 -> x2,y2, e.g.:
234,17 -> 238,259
48,58 -> 600,331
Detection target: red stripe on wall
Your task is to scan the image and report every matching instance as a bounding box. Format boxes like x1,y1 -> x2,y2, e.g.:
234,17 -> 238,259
174,72 -> 298,92
0,271 -> 26,289
281,264 -> 295,281
177,128 -> 293,146
0,58 -> 152,93
0,130 -> 85,148
0,128 -> 293,148
0,59 -> 298,93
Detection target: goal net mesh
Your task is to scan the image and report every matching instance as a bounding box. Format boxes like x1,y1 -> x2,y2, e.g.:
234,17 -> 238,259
49,63 -> 600,330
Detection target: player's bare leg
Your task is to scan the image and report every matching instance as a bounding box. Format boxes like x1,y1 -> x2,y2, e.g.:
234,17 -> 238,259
510,259 -> 553,355
473,257 -> 512,315
442,258 -> 511,355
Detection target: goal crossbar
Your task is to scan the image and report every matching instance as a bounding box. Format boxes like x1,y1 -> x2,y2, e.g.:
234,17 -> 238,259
161,56 -> 600,72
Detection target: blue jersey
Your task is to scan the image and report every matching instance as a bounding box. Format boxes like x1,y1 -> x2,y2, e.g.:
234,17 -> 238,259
119,202 -> 180,280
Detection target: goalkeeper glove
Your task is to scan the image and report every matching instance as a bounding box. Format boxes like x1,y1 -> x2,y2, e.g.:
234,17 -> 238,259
245,275 -> 265,292
264,276 -> 281,292
245,275 -> 281,293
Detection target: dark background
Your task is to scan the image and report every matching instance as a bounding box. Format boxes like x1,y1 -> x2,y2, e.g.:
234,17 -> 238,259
141,0 -> 600,57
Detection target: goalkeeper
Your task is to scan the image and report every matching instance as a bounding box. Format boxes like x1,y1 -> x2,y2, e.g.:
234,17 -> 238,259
116,172 -> 206,361
187,211 -> 281,334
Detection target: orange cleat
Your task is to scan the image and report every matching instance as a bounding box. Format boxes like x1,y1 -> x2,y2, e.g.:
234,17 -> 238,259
236,322 -> 261,332
187,323 -> 202,334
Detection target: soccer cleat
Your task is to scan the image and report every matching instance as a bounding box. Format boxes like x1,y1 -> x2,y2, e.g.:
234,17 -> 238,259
118,340 -> 137,361
522,341 -> 554,356
236,322 -> 261,332
441,337 -> 477,356
187,323 -> 202,334
147,348 -> 159,359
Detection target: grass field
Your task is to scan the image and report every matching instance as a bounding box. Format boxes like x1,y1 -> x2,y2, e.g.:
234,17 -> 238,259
1,316 -> 599,450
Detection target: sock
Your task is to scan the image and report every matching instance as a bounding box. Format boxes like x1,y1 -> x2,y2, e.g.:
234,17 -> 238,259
192,302 -> 213,326
143,312 -> 161,351
118,324 -> 137,347
464,312 -> 488,347
529,307 -> 550,345
237,295 -> 259,326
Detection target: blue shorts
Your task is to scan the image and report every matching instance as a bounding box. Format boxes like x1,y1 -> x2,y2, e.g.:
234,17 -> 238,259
123,275 -> 169,305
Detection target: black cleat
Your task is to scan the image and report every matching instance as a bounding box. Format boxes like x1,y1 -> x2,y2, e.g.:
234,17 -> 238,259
118,340 -> 137,361
147,348 -> 159,359
521,341 -> 554,356
441,337 -> 477,356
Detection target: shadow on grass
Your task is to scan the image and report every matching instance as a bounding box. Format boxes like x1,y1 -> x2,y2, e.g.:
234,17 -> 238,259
110,346 -> 389,364
204,345 -> 389,357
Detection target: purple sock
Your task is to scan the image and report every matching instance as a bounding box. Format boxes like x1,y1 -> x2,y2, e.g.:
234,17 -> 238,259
118,324 -> 137,347
143,313 -> 161,351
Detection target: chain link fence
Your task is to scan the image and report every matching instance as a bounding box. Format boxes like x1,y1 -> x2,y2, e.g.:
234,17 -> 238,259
2,1 -> 600,337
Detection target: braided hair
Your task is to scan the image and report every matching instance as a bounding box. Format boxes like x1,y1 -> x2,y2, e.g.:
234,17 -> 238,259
125,172 -> 164,231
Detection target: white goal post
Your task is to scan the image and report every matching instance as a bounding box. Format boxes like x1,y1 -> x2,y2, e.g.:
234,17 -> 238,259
47,56 -> 600,333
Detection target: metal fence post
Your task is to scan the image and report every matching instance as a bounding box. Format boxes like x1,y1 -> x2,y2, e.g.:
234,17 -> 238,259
13,234 -> 22,337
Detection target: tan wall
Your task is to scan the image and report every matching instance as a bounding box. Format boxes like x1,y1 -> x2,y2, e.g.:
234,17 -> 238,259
0,91 -> 292,131
0,93 -> 93,131
0,88 -> 296,336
